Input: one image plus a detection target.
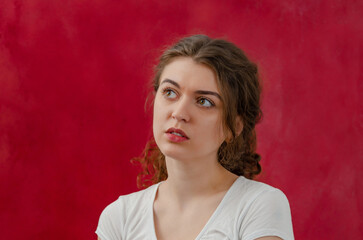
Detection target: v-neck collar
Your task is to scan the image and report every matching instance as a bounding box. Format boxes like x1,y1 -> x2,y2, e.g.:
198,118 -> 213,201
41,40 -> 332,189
148,176 -> 242,240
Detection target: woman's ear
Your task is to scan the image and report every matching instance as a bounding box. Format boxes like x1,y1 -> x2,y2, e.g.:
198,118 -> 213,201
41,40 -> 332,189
225,116 -> 243,143
235,116 -> 243,137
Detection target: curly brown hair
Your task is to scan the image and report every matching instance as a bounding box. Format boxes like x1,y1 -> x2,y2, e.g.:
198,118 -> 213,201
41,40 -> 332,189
132,34 -> 262,189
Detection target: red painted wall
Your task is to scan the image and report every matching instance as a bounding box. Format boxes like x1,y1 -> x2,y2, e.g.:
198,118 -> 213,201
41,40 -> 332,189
0,0 -> 361,239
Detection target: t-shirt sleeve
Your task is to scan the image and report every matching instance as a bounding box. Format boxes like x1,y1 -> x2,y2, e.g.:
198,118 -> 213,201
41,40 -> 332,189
95,198 -> 124,240
239,189 -> 294,240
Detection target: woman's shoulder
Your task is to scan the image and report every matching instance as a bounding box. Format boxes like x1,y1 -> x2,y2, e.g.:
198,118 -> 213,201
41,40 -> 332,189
96,183 -> 160,239
238,177 -> 291,213
229,176 -> 292,217
104,182 -> 160,214
230,177 -> 294,239
122,183 -> 159,201
234,176 -> 288,199
98,183 -> 159,222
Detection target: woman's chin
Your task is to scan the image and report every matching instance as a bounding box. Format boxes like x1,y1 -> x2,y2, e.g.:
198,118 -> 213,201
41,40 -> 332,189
159,147 -> 189,161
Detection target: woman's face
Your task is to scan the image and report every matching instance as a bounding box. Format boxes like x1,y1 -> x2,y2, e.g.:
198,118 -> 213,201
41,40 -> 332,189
153,57 -> 226,162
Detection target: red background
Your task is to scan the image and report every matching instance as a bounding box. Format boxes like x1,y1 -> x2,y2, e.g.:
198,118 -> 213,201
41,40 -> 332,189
0,0 -> 362,239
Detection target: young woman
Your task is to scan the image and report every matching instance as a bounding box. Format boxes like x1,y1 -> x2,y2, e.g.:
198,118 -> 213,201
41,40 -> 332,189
96,35 -> 294,240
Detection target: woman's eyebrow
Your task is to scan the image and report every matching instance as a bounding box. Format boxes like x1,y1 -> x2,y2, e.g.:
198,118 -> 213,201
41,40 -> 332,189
161,78 -> 180,88
195,90 -> 221,100
160,78 -> 222,100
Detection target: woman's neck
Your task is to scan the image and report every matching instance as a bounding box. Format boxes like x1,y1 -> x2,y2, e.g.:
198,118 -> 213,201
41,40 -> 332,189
160,156 -> 238,206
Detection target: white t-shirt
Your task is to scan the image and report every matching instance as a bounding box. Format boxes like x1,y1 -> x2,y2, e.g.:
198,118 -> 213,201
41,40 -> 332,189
96,176 -> 294,240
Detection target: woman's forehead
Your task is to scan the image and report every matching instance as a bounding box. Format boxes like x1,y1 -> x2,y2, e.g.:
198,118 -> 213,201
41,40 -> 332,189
160,57 -> 220,93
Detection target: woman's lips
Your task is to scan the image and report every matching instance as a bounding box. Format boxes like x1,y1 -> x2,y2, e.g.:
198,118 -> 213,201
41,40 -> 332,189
165,127 -> 189,142
165,133 -> 189,142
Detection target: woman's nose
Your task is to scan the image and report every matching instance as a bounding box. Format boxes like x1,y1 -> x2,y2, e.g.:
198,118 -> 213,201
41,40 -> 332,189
171,97 -> 190,122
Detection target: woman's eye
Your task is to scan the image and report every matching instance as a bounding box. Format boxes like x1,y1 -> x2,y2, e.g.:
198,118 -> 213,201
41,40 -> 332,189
163,89 -> 177,99
197,98 -> 214,108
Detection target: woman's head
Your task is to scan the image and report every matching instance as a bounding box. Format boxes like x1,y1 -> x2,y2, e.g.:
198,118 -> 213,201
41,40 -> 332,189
134,34 -> 262,188
152,56 -> 227,164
